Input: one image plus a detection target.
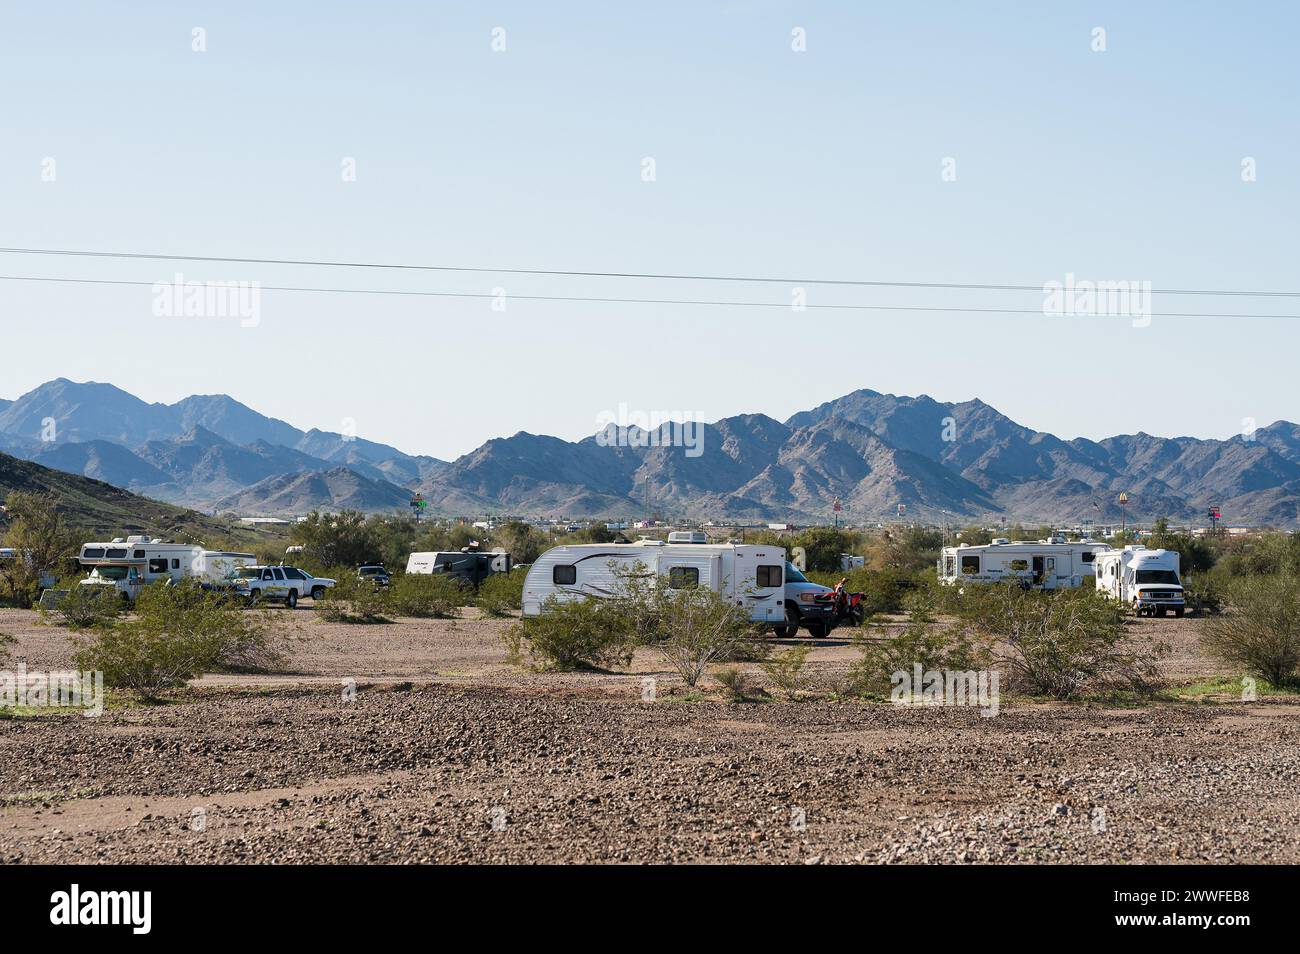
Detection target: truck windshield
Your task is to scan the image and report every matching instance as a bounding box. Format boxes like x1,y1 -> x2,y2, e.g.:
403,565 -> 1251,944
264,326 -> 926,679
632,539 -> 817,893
1136,569 -> 1180,585
785,561 -> 809,584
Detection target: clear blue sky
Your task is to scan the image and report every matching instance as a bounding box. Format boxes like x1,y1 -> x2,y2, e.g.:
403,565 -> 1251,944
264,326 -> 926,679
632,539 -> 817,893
2,1 -> 1297,459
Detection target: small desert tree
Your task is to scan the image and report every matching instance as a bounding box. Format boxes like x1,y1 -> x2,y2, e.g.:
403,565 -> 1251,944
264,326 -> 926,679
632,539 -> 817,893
645,582 -> 756,687
0,491 -> 77,608
1200,575 -> 1300,687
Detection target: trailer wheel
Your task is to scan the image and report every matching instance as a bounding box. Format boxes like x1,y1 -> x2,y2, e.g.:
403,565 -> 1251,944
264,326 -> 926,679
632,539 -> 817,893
286,590 -> 298,609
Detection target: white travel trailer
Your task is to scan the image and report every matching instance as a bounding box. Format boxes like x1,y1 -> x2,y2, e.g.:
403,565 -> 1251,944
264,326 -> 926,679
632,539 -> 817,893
522,540 -> 799,627
938,538 -> 1113,590
1094,546 -> 1185,617
77,536 -> 256,602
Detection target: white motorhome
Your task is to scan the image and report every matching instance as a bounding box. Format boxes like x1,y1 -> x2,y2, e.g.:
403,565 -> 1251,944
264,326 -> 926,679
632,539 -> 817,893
77,536 -> 256,602
522,540 -> 806,628
938,537 -> 1113,590
1094,546 -> 1184,617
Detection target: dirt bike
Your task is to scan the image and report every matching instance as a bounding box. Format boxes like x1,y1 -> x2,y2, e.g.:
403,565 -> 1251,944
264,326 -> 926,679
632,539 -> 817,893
815,590 -> 866,630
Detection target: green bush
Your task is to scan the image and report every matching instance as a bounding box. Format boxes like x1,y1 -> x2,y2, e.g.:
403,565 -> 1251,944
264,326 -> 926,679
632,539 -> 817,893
1183,573 -> 1224,616
505,595 -> 635,671
477,570 -> 525,617
761,643 -> 812,700
849,615 -> 989,696
388,572 -> 463,618
73,580 -> 281,699
314,574 -> 391,624
715,667 -> 763,702
40,584 -> 124,630
1200,575 -> 1300,687
961,584 -> 1163,699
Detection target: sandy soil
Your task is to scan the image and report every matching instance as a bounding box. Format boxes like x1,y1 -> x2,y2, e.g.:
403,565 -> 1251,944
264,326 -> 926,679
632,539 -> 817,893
1,605 -> 1295,864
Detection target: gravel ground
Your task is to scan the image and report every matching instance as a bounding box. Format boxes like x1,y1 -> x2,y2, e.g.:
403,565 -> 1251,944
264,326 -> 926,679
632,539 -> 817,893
1,607 -> 1295,864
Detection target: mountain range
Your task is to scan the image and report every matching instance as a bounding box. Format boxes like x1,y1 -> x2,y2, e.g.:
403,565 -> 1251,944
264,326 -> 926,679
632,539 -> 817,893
1,378 -> 1298,526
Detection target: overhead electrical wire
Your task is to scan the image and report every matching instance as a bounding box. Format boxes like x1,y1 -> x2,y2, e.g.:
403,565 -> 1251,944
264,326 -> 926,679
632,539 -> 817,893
0,246 -> 1296,299
1,273 -> 1298,319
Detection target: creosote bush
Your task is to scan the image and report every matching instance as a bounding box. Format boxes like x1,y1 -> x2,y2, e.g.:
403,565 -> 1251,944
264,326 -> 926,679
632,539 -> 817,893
41,584 -> 123,631
314,574 -> 391,624
761,643 -> 812,700
849,615 -> 989,697
72,579 -> 282,700
1200,575 -> 1300,687
387,572 -> 464,619
477,570 -> 524,617
505,595 -> 634,671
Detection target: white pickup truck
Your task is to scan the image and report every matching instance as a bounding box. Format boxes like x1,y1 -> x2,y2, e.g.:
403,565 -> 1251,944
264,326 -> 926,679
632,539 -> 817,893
226,565 -> 336,607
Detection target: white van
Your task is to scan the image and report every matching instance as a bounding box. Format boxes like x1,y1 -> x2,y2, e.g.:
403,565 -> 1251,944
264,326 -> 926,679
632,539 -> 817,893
1094,546 -> 1184,617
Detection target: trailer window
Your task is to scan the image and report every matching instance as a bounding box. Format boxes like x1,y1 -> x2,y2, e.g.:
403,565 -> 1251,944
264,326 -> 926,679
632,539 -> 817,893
960,555 -> 980,575
668,566 -> 699,589
756,565 -> 782,588
1080,551 -> 1096,563
553,565 -> 577,585
148,558 -> 168,574
1009,560 -> 1029,572
172,559 -> 180,569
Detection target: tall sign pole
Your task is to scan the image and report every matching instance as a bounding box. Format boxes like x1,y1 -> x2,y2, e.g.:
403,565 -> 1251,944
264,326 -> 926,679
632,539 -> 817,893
1118,491 -> 1129,538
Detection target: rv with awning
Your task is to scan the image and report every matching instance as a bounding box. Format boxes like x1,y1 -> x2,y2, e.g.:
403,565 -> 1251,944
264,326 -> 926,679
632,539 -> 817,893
938,537 -> 1113,590
77,536 -> 255,601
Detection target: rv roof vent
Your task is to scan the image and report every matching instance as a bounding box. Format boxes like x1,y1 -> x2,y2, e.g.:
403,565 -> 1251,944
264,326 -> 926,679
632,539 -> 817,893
636,538 -> 666,546
667,530 -> 708,544
111,538 -> 124,544
991,538 -> 1009,546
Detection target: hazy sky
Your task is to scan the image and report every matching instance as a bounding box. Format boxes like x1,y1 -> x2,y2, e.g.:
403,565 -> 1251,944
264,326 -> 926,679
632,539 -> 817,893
2,2 -> 1298,460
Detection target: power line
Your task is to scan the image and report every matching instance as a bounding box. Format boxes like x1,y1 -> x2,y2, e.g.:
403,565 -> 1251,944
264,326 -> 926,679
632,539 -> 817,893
3,273 -> 1299,319
0,246 -> 1296,299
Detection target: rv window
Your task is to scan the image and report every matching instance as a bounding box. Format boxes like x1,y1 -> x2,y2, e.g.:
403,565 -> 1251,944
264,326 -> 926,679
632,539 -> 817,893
1009,560 -> 1029,572
148,558 -> 168,574
1081,551 -> 1096,563
553,565 -> 577,585
82,548 -> 105,559
172,559 -> 180,569
961,555 -> 980,575
105,548 -> 127,559
756,565 -> 782,588
134,550 -> 146,559
668,566 -> 699,589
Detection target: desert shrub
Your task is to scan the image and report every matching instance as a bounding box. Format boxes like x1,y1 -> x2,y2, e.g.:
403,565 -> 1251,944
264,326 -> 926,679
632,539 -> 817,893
0,492 -> 77,609
1200,575 -> 1300,687
478,570 -> 525,617
0,631 -> 11,664
645,584 -> 758,687
964,584 -> 1163,699
314,574 -> 391,624
40,584 -> 124,630
761,643 -> 812,700
73,580 -> 281,699
1183,573 -> 1224,616
848,615 -> 989,696
506,596 -> 635,671
388,572 -> 463,618
715,667 -> 764,702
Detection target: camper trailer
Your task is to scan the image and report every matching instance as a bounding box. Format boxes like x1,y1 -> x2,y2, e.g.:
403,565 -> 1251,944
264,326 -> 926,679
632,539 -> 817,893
77,536 -> 256,602
521,540 -> 837,636
938,537 -> 1113,590
1094,546 -> 1184,617
406,549 -> 511,586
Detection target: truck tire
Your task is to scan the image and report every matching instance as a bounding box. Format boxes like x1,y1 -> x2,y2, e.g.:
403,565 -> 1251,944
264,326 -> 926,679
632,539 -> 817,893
773,604 -> 800,638
1174,607 -> 1185,618
286,590 -> 298,609
311,586 -> 325,600
806,621 -> 828,639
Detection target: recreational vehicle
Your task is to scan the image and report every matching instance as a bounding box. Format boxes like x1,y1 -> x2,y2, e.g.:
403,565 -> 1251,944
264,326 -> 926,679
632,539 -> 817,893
406,549 -> 511,586
77,536 -> 256,602
521,540 -> 837,636
938,538 -> 1113,590
1094,546 -> 1185,617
